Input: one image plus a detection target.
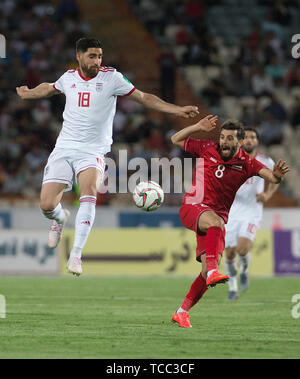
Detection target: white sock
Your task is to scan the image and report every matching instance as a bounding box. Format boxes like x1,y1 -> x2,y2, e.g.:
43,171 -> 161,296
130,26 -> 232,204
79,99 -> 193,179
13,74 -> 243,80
207,269 -> 216,278
228,276 -> 238,292
225,258 -> 238,277
176,307 -> 187,314
225,258 -> 238,291
238,253 -> 251,274
42,203 -> 66,224
70,196 -> 96,259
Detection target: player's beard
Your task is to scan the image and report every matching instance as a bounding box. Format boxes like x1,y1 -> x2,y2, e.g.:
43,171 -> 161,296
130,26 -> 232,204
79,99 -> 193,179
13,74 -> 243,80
243,145 -> 254,155
81,63 -> 99,78
219,144 -> 238,161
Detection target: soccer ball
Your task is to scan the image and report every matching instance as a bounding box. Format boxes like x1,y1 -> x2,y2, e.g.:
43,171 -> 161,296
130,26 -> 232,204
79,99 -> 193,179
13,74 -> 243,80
133,181 -> 164,212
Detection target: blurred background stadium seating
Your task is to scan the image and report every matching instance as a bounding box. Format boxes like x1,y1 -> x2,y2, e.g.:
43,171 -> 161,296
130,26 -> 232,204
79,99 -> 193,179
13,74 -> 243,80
1,0 -> 300,208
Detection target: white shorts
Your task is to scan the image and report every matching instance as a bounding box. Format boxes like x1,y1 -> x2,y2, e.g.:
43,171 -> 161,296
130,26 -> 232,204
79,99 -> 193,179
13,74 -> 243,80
225,218 -> 260,248
43,148 -> 106,192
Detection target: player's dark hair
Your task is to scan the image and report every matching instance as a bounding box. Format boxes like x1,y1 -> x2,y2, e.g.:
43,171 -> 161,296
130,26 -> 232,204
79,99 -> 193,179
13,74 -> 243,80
244,127 -> 260,140
76,38 -> 102,53
221,119 -> 245,140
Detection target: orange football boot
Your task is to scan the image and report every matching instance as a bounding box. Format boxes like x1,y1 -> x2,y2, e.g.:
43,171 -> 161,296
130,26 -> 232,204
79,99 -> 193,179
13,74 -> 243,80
172,312 -> 192,328
206,270 -> 229,287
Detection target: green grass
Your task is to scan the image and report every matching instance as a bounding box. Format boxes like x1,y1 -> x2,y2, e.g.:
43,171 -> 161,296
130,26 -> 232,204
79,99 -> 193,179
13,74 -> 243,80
0,276 -> 299,359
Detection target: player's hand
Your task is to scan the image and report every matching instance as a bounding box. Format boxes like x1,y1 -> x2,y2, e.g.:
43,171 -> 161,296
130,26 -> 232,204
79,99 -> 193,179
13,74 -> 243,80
197,114 -> 218,132
16,86 -> 30,99
256,192 -> 269,203
175,106 -> 199,118
272,160 -> 290,182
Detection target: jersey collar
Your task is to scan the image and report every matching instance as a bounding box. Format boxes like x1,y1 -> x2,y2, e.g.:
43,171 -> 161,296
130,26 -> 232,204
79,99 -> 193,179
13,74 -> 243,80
77,68 -> 94,81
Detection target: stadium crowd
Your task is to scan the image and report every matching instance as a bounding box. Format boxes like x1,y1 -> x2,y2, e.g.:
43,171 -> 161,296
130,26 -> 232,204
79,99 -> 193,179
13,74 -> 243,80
1,0 -> 300,204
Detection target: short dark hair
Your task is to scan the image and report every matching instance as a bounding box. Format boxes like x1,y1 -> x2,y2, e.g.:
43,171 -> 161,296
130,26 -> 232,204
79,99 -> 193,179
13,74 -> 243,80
76,38 -> 102,53
244,127 -> 260,140
221,119 -> 245,140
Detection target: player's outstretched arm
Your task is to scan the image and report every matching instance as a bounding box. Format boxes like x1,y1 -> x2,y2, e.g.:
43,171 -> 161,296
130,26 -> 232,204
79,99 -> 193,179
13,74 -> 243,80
256,182 -> 280,203
171,115 -> 218,149
16,83 -> 60,100
127,89 -> 199,118
258,160 -> 290,184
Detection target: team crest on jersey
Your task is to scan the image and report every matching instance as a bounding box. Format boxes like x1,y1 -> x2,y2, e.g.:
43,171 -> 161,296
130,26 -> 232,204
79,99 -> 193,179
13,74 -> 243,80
96,82 -> 103,92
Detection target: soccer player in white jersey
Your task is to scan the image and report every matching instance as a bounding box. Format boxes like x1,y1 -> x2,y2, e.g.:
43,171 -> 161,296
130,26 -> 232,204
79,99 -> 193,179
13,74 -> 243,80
16,37 -> 199,276
224,128 -> 279,299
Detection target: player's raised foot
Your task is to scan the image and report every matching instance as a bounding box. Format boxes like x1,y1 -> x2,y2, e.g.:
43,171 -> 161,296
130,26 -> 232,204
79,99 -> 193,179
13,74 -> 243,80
48,209 -> 70,248
227,291 -> 239,300
240,272 -> 249,291
172,312 -> 192,328
67,257 -> 82,276
206,270 -> 229,288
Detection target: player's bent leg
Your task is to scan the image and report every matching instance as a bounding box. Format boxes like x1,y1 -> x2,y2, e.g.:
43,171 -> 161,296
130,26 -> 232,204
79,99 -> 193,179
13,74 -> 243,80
197,212 -> 228,286
67,168 -> 100,276
202,253 -> 228,287
172,270 -> 208,328
40,182 -> 70,248
236,237 -> 252,291
197,211 -> 225,282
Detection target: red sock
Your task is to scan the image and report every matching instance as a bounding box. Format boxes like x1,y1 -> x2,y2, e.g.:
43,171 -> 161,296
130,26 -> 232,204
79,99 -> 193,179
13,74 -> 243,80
205,226 -> 222,272
181,273 -> 208,312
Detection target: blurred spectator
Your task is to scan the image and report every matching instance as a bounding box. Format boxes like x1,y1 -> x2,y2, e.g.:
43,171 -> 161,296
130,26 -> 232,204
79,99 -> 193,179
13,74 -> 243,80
259,112 -> 284,146
285,62 -> 300,88
57,0 -> 80,21
265,56 -> 284,85
272,0 -> 291,26
290,96 -> 300,130
201,79 -> 223,106
264,94 -> 287,122
251,65 -> 274,97
247,23 -> 262,52
147,128 -> 166,151
261,10 -> 283,40
184,0 -> 205,29
159,46 -> 176,103
240,102 -> 261,127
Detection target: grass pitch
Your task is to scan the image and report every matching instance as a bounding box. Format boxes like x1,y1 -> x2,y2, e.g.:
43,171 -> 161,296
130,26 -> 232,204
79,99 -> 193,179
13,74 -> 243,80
0,275 -> 299,359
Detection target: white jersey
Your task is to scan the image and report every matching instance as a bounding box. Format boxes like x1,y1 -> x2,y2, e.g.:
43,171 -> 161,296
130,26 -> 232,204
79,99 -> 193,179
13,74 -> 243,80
228,152 -> 274,223
53,67 -> 135,155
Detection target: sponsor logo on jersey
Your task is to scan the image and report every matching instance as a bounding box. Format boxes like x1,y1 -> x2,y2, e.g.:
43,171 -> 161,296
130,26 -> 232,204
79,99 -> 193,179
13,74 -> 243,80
210,157 -> 217,163
70,83 -> 76,88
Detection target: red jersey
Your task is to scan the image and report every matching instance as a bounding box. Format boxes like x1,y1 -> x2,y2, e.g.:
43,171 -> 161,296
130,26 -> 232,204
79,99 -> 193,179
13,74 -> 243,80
183,138 -> 266,222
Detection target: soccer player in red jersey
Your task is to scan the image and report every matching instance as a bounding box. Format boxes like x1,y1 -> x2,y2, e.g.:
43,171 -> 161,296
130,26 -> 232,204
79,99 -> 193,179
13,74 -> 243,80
171,115 -> 290,328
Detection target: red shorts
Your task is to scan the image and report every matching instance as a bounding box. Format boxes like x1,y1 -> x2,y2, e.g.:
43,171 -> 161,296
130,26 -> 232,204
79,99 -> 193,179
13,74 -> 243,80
179,203 -> 226,262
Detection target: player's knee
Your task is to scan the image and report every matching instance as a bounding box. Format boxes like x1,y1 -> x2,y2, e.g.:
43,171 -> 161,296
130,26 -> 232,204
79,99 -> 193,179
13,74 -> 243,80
226,248 -> 236,260
80,184 -> 97,197
208,218 -> 223,230
40,198 -> 56,212
237,247 -> 249,256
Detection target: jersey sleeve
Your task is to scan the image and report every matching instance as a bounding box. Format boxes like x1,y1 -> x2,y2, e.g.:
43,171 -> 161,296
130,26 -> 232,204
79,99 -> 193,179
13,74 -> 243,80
112,71 -> 136,97
266,157 -> 275,170
53,72 -> 66,94
246,157 -> 266,177
183,138 -> 213,157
